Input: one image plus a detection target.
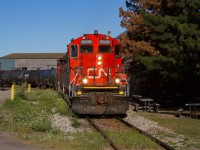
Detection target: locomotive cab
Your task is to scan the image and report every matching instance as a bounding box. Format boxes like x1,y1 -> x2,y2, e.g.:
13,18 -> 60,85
60,31 -> 129,115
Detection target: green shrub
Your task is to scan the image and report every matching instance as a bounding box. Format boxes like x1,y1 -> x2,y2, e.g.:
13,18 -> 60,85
15,83 -> 27,99
71,118 -> 80,128
29,114 -> 51,132
55,98 -> 71,116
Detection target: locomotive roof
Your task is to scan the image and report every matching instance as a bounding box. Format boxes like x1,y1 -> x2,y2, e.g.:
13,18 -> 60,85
1,53 -> 66,59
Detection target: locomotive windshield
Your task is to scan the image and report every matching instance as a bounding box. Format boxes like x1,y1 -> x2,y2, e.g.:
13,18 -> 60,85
80,45 -> 93,53
70,45 -> 78,57
98,45 -> 111,53
115,44 -> 121,57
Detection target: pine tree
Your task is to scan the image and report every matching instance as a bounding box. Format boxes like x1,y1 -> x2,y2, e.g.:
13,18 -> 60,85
120,0 -> 200,96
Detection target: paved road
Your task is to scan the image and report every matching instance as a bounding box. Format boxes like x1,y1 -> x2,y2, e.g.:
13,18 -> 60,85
0,89 -> 41,150
0,88 -> 11,106
0,131 -> 41,150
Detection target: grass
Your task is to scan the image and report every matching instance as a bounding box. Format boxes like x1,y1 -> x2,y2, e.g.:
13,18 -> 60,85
139,112 -> 200,149
0,88 -> 70,132
24,131 -> 109,150
0,86 -> 109,150
3,85 -> 199,149
70,131 -> 108,150
71,118 -> 81,128
105,129 -> 159,149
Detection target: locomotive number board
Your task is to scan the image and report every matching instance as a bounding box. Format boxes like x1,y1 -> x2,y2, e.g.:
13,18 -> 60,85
99,40 -> 110,44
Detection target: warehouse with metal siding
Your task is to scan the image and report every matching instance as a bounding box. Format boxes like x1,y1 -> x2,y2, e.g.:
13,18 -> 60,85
0,53 -> 65,70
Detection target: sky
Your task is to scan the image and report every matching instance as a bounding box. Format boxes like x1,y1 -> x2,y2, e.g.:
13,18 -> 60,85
0,0 -> 126,57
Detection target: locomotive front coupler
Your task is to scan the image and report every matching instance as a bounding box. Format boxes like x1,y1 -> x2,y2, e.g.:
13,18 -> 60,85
88,91 -> 113,106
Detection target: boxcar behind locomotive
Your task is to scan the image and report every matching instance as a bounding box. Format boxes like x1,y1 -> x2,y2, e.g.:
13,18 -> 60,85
58,31 -> 129,115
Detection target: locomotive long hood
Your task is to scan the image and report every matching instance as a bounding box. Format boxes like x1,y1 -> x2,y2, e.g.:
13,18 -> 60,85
81,53 -> 115,67
81,53 -> 116,86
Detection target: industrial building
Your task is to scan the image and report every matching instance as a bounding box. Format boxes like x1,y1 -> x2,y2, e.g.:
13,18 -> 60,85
0,53 -> 65,70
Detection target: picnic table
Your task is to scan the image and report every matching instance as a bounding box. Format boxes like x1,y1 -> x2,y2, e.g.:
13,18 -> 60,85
132,95 -> 159,112
140,98 -> 154,111
185,103 -> 200,118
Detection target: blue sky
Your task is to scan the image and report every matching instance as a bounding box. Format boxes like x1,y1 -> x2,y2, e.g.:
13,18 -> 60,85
0,0 -> 126,57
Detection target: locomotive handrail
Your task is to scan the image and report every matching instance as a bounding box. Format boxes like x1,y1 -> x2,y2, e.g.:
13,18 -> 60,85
69,72 -> 80,98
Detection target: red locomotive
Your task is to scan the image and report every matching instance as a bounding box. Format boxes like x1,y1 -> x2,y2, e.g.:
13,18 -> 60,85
57,31 -> 129,115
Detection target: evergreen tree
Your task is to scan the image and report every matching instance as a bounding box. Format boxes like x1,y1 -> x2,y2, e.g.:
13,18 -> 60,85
120,0 -> 200,96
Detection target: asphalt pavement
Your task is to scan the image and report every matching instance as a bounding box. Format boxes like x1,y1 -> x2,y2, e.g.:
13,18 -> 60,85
0,88 -> 11,106
0,131 -> 41,150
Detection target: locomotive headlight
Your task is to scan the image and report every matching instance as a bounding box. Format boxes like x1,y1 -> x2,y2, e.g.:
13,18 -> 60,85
97,56 -> 102,60
97,61 -> 102,65
115,78 -> 120,84
82,78 -> 88,84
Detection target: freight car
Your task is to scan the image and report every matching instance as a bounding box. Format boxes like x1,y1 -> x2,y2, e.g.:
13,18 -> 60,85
0,70 -> 25,87
0,69 -> 57,88
57,31 -> 129,115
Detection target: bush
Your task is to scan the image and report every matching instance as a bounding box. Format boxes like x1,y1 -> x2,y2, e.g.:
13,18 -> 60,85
55,98 -> 71,116
15,83 -> 27,99
71,118 -> 80,128
29,112 -> 51,132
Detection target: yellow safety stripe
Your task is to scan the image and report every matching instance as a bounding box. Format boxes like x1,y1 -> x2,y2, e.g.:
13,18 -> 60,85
82,87 -> 118,89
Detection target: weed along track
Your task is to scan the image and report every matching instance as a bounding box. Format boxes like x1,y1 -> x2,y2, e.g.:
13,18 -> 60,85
86,116 -> 166,150
116,117 -> 176,150
86,116 -> 120,150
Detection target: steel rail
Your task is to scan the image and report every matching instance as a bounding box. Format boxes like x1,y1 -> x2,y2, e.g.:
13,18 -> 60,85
116,117 -> 176,150
86,116 -> 120,150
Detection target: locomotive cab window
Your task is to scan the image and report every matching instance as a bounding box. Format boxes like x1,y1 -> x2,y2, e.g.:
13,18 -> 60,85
115,44 -> 121,58
70,45 -> 78,58
98,45 -> 111,53
80,45 -> 93,53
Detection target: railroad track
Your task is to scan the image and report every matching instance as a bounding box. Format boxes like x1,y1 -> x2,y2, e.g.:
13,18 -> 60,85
116,117 -> 175,150
86,116 -> 175,150
86,116 -> 120,150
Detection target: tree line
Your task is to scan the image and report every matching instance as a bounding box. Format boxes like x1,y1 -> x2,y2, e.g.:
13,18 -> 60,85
120,0 -> 200,96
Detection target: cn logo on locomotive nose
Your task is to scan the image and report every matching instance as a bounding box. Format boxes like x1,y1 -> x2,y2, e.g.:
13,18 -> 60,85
87,68 -> 110,78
